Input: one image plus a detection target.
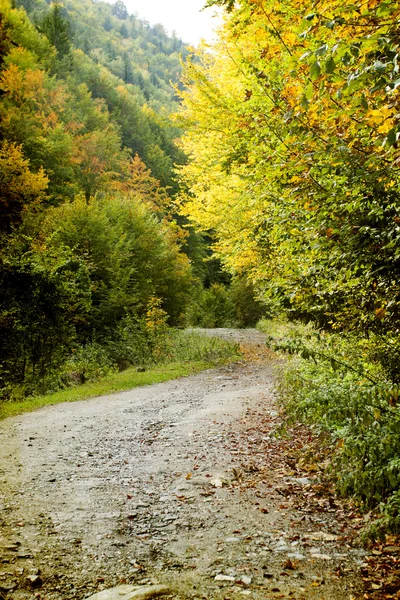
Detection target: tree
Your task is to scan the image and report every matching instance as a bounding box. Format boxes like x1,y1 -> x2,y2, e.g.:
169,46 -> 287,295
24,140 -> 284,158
117,154 -> 169,211
45,194 -> 192,330
0,11 -> 11,71
119,23 -> 128,38
103,14 -> 112,32
71,125 -> 131,201
0,141 -> 48,233
0,62 -> 76,200
15,0 -> 36,11
112,0 -> 128,20
177,0 -> 400,335
40,3 -> 71,57
122,52 -> 133,83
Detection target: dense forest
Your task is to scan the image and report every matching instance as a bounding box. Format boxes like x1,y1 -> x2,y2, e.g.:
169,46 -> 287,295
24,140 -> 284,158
0,0 -> 189,398
0,0 -> 257,402
6,0 -> 188,193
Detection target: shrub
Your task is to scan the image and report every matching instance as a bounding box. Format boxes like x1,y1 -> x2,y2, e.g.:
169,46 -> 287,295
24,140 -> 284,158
62,343 -> 117,384
185,283 -> 235,327
186,277 -> 264,328
260,319 -> 400,535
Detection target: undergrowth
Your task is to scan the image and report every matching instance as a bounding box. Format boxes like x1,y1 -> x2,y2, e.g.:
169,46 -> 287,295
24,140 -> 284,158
1,328 -> 241,409
258,318 -> 400,537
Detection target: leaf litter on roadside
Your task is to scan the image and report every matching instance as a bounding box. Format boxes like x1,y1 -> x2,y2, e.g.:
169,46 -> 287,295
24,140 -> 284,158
221,394 -> 400,599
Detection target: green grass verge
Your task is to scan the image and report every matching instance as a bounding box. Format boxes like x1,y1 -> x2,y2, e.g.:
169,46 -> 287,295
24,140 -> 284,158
0,359 -> 224,420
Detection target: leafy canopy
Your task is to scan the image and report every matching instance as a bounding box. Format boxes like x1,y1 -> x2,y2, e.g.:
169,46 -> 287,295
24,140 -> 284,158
177,0 -> 400,335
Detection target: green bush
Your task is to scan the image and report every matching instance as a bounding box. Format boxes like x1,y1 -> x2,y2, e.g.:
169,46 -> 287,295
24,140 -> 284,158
160,330 -> 241,364
0,246 -> 91,398
228,277 -> 265,326
186,277 -> 264,328
45,194 -> 193,332
260,319 -> 400,536
62,343 -> 117,384
185,283 -> 235,327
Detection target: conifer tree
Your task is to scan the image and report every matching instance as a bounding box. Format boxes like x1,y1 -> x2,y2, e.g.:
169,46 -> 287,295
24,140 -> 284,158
40,2 -> 71,57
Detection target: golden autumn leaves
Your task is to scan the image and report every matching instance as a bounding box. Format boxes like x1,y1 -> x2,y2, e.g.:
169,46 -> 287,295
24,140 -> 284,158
176,0 -> 400,332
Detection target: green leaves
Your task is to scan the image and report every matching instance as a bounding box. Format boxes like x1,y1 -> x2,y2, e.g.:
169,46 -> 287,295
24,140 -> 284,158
178,0 -> 400,343
270,319 -> 400,533
361,93 -> 368,110
316,44 -> 329,56
325,56 -> 336,74
304,12 -> 317,21
309,61 -> 321,80
376,1 -> 393,17
386,128 -> 397,146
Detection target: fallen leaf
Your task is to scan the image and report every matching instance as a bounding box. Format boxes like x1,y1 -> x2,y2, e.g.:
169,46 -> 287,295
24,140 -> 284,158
283,558 -> 297,570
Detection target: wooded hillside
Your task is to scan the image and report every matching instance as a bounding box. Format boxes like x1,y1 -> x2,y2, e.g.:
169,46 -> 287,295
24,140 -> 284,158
0,0 -> 194,398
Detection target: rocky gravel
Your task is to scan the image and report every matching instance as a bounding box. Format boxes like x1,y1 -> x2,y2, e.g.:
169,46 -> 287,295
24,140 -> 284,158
0,329 -> 366,599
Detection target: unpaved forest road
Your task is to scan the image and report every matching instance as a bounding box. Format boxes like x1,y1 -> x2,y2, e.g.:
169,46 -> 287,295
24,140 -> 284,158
0,329 -> 367,600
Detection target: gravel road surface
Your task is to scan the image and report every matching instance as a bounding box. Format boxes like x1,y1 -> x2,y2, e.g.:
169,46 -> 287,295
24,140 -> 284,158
0,329 -> 365,599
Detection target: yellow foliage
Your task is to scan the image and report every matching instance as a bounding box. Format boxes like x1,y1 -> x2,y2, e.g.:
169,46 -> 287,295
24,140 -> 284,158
367,107 -> 395,127
176,0 -> 400,304
0,141 -> 48,230
145,297 -> 169,331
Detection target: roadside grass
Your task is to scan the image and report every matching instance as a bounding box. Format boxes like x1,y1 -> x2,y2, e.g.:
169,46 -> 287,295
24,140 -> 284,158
0,362 -> 212,420
257,316 -> 315,340
0,331 -> 242,420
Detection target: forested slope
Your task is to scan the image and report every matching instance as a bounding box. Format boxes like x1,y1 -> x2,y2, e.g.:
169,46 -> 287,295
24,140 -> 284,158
0,0 -> 194,398
8,0 -> 189,194
19,0 -> 188,112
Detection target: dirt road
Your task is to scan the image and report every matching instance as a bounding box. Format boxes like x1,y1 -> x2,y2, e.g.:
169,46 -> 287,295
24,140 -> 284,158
0,329 -> 366,599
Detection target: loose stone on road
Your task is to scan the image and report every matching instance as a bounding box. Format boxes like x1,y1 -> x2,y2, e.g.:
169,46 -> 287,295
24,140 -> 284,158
0,329 -> 365,599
